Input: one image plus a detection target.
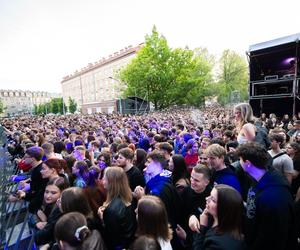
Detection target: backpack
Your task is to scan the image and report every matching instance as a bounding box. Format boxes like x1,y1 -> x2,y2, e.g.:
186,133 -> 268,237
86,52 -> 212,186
272,151 -> 286,160
253,125 -> 271,149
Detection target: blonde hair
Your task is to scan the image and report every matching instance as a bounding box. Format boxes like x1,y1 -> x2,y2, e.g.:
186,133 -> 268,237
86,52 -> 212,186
234,103 -> 255,131
205,144 -> 226,158
104,167 -> 132,206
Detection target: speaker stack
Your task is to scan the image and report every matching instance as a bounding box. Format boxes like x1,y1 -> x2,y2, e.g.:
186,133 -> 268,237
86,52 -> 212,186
248,33 -> 300,117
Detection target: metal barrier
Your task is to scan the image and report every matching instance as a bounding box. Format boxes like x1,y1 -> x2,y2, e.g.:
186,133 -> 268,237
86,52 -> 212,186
0,126 -> 36,250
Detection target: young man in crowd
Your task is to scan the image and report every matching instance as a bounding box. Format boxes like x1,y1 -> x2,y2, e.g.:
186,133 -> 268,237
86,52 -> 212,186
237,142 -> 297,250
73,145 -> 91,167
117,147 -> 145,191
134,150 -> 182,248
177,165 -> 212,248
268,133 -> 294,184
158,142 -> 173,168
9,146 -> 48,213
287,119 -> 300,139
197,149 -> 209,167
205,143 -> 241,193
41,142 -> 63,160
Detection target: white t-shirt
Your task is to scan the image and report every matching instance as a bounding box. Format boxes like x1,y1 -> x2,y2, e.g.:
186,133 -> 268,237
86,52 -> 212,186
158,238 -> 173,250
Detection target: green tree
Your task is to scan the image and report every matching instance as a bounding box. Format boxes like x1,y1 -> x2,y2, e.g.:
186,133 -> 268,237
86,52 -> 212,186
37,104 -> 45,114
45,102 -> 51,114
49,98 -> 65,114
51,99 -> 59,114
215,49 -> 248,105
120,26 -> 213,109
68,97 -> 77,113
0,99 -> 4,114
33,104 -> 38,115
185,48 -> 215,106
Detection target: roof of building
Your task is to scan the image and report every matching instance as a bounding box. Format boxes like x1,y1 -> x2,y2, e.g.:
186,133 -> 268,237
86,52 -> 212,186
61,43 -> 143,83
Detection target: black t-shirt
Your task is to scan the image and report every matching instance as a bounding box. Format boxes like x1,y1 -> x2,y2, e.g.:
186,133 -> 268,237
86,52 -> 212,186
25,162 -> 49,213
181,185 -> 212,228
126,166 -> 145,191
180,185 -> 212,247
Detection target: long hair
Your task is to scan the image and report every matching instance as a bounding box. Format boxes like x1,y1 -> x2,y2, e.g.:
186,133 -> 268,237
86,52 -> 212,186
104,167 -> 132,206
97,151 -> 111,167
289,142 -> 300,159
234,103 -> 255,130
44,158 -> 65,175
73,160 -> 90,183
47,176 -> 69,192
135,149 -> 147,172
214,184 -> 243,240
35,133 -> 46,147
171,154 -> 190,185
137,195 -> 172,241
61,187 -> 93,217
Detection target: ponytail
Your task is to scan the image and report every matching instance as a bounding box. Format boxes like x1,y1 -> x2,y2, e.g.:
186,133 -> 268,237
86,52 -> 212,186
54,212 -> 90,247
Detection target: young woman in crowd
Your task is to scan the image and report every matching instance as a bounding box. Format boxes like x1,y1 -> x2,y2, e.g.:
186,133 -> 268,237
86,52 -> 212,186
34,177 -> 69,247
60,187 -> 102,231
54,212 -> 106,250
168,154 -> 190,193
192,184 -> 245,250
286,142 -> 300,196
72,160 -> 90,188
136,195 -> 173,250
184,139 -> 199,171
40,158 -> 65,181
32,178 -> 64,230
134,148 -> 148,173
234,103 -> 256,145
98,167 -> 136,250
34,133 -> 46,147
96,151 -> 111,179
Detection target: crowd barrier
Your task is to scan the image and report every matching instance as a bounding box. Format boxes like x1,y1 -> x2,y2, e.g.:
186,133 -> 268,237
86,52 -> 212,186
0,126 -> 36,250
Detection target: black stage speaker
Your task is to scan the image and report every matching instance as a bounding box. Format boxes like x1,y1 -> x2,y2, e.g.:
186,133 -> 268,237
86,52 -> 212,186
251,80 -> 294,97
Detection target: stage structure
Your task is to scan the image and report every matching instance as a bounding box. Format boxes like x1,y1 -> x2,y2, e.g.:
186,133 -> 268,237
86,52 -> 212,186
248,33 -> 300,117
116,96 -> 150,115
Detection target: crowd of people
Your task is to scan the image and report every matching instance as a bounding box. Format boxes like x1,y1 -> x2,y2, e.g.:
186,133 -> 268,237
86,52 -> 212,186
3,103 -> 300,250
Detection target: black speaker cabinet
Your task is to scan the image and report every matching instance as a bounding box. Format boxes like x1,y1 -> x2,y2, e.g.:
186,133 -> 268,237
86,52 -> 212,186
251,80 -> 294,97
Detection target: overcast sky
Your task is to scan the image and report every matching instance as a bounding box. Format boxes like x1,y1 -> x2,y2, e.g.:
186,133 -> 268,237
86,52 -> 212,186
0,0 -> 299,93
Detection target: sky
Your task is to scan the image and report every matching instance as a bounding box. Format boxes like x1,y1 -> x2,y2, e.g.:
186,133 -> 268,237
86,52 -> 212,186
0,0 -> 299,93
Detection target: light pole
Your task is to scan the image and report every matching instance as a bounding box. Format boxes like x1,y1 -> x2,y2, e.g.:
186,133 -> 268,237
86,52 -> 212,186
62,97 -> 65,115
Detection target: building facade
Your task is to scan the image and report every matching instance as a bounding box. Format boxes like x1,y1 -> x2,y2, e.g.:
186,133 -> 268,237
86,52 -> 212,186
0,90 -> 60,116
61,44 -> 142,114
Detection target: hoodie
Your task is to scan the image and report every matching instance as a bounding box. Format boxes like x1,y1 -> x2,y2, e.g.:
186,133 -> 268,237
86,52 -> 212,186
213,167 -> 242,194
244,169 -> 297,250
145,174 -> 182,232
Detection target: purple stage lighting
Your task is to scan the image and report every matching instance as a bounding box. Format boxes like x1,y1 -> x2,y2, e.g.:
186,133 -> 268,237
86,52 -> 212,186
282,57 -> 295,65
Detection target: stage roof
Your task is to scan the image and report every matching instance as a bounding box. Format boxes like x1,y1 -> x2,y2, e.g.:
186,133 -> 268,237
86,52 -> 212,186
249,33 -> 300,52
